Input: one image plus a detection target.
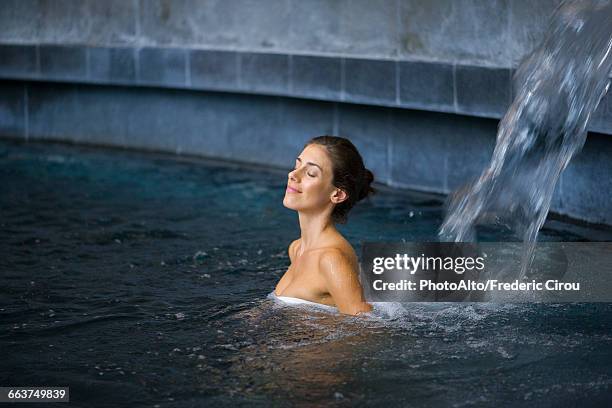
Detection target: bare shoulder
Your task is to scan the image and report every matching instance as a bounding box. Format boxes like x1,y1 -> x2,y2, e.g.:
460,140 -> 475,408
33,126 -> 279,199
315,239 -> 372,316
288,238 -> 301,262
316,232 -> 358,265
317,246 -> 357,277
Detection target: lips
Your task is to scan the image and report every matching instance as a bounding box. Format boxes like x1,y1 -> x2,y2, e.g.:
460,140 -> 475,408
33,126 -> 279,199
286,185 -> 301,193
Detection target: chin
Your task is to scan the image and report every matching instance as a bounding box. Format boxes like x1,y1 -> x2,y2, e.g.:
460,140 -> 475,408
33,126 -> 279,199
283,195 -> 297,210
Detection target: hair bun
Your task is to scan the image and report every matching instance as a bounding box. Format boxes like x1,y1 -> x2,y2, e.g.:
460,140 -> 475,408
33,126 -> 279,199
306,135 -> 374,224
358,168 -> 375,201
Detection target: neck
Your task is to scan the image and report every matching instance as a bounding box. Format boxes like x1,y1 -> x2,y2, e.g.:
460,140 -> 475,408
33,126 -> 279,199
297,210 -> 335,250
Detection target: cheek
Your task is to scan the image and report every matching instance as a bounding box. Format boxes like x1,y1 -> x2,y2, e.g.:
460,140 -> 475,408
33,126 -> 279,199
303,179 -> 331,201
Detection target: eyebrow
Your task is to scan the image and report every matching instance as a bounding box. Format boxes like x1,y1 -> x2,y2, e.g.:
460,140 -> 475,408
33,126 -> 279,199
296,157 -> 322,171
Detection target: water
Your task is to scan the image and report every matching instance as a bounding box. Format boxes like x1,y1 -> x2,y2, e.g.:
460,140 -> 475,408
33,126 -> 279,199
1,139 -> 611,407
440,0 -> 612,270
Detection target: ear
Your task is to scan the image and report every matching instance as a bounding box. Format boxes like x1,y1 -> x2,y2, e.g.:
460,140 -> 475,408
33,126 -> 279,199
330,188 -> 348,204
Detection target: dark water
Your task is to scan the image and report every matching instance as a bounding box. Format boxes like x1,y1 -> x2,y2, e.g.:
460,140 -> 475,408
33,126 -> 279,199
1,139 -> 610,407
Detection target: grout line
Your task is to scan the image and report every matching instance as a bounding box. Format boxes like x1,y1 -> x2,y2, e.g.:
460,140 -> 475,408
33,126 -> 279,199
35,44 -> 41,75
135,0 -> 141,42
185,50 -> 191,86
236,53 -> 242,88
134,0 -> 141,82
85,47 -> 91,80
134,47 -> 140,82
557,171 -> 564,211
395,60 -> 400,105
387,111 -> 393,184
443,153 -> 448,193
506,0 -> 512,68
340,57 -> 346,101
452,63 -> 458,112
23,84 -> 29,140
395,0 -> 401,106
333,102 -> 339,136
395,0 -> 401,52
288,54 -> 293,93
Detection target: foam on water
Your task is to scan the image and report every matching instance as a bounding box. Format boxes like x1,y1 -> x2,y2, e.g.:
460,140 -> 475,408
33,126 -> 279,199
2,139 -> 610,406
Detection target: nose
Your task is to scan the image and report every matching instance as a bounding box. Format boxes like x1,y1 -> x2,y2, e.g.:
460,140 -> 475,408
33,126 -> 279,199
288,168 -> 299,182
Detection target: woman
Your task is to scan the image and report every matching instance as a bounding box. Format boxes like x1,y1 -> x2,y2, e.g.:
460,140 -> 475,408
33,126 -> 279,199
274,136 -> 375,316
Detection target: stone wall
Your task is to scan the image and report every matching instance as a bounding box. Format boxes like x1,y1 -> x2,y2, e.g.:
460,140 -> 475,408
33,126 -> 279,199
0,0 -> 611,225
0,0 -> 562,67
2,80 -> 611,225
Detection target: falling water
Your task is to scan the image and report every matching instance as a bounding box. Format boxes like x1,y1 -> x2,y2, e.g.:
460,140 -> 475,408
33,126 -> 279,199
439,0 -> 612,276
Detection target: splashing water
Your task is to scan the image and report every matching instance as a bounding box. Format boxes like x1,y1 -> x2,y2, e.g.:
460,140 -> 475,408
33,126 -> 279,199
439,0 -> 612,276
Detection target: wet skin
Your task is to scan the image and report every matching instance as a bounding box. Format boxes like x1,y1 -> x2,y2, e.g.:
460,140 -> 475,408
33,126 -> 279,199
274,144 -> 372,316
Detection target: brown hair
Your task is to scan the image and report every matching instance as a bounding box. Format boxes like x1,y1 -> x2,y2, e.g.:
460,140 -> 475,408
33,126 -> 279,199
306,135 -> 375,224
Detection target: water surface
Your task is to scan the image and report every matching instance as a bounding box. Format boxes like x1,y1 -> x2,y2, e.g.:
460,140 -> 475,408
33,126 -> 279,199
1,140 -> 610,407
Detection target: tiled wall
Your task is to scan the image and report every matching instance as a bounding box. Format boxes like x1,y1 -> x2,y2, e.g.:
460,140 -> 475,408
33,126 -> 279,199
0,0 -> 610,225
1,44 -> 611,135
1,79 -> 611,225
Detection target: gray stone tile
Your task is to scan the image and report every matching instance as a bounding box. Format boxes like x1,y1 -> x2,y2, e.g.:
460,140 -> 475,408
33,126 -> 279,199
88,47 -> 136,83
190,49 -> 239,91
0,0 -> 41,43
224,96 -> 282,164
230,97 -> 335,168
338,104 -> 390,184
36,0 -> 137,45
398,0 -> 512,67
26,81 -> 234,155
123,88 -> 232,156
28,82 -> 126,145
344,58 -> 396,105
455,65 -> 511,117
339,0 -> 399,57
139,0 -> 207,45
291,55 -> 341,100
39,45 -> 87,80
445,116 -> 498,191
509,67 -> 519,101
559,132 -> 612,224
138,47 -> 186,87
508,0 -> 561,66
239,52 -> 289,94
390,109 -> 452,192
550,177 -> 563,214
0,44 -> 38,78
24,81 -> 327,163
0,81 -> 26,138
140,0 -> 289,49
288,0 -> 343,53
231,0 -> 291,49
277,98 -> 335,158
399,61 -> 453,110
224,96 -> 331,167
589,91 -> 611,135
166,92 -> 235,159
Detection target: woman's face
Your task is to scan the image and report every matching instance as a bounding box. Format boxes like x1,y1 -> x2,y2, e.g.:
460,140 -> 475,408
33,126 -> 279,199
283,144 -> 340,214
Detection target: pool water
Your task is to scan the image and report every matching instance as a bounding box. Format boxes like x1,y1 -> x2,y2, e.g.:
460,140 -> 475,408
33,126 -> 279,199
1,139 -> 610,407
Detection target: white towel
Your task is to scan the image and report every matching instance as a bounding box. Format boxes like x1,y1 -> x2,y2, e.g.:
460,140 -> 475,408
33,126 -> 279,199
268,292 -> 337,312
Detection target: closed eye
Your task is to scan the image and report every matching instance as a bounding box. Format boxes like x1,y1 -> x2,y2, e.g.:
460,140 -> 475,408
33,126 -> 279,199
294,157 -> 319,177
